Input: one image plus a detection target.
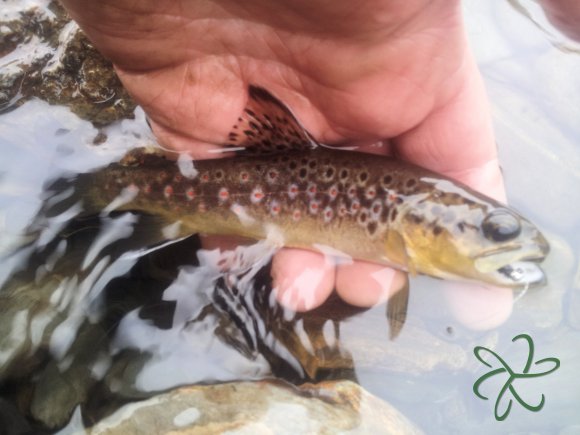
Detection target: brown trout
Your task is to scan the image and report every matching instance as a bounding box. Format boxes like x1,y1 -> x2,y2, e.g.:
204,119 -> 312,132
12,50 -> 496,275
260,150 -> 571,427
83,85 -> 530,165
49,86 -> 549,288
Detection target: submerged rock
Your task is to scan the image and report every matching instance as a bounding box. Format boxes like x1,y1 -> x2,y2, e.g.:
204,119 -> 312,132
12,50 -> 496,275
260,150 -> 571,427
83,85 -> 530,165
83,380 -> 423,435
0,1 -> 135,125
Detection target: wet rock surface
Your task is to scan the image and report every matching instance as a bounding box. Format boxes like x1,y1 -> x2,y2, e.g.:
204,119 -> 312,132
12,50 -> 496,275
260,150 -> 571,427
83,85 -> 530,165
80,380 -> 423,435
0,1 -> 135,125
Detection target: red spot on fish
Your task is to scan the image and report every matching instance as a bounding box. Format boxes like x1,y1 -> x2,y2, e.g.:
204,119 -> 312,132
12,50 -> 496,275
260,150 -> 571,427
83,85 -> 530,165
328,185 -> 338,200
323,206 -> 333,222
293,209 -> 302,221
347,185 -> 357,199
365,187 -> 376,200
251,187 -> 264,203
198,202 -> 207,212
218,187 -> 229,201
309,200 -> 320,214
307,183 -> 317,198
186,187 -> 195,200
350,200 -> 360,214
164,185 -> 173,198
270,201 -> 281,216
201,173 -> 210,183
288,184 -> 299,200
338,205 -> 348,217
174,174 -> 183,183
240,172 -> 250,182
143,184 -> 151,194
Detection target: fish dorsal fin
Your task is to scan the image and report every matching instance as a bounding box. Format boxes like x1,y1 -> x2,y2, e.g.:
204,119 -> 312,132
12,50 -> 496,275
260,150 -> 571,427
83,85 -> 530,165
223,85 -> 319,155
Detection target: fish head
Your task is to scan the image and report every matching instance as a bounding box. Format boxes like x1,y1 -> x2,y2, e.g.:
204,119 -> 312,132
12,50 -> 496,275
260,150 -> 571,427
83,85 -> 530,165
394,179 -> 549,288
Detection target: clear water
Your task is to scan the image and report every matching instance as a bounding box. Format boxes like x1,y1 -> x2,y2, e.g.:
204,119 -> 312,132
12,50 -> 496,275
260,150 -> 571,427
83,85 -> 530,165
0,1 -> 579,434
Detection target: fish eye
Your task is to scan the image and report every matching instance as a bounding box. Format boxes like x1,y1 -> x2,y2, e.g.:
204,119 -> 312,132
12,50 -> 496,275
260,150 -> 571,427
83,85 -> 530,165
482,209 -> 521,242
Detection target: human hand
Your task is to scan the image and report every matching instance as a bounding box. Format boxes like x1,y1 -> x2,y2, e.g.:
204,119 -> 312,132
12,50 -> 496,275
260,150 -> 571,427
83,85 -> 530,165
539,0 -> 580,41
60,0 -> 510,326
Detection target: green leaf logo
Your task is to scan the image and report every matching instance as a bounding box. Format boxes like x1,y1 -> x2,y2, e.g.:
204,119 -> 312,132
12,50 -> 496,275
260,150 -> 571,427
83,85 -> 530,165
473,333 -> 560,421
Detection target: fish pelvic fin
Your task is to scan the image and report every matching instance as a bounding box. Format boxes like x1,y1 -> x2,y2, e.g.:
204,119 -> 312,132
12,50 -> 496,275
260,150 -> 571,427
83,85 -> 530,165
386,277 -> 409,340
222,85 -> 319,155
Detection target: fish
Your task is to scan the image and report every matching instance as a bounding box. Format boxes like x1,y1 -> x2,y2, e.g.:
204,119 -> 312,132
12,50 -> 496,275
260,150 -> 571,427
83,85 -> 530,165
45,85 -> 549,288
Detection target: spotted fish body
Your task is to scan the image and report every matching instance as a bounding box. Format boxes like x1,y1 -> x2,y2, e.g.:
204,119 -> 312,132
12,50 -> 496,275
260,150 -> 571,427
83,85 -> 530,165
60,86 -> 549,288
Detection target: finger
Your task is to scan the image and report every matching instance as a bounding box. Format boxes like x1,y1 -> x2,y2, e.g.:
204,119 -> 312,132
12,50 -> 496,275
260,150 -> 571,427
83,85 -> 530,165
442,282 -> 514,330
540,0 -> 580,41
271,248 -> 335,312
335,261 -> 407,307
392,53 -> 506,202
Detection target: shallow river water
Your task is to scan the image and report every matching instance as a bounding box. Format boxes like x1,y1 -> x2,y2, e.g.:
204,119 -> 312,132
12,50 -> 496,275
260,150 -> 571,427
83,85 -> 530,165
0,1 -> 579,434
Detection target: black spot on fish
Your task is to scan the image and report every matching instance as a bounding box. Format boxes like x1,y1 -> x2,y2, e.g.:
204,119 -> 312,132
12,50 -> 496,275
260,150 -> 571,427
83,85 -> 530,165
359,172 -> 368,183
409,214 -> 423,224
390,208 -> 398,222
325,167 -> 335,179
457,222 -> 465,233
289,161 -> 298,170
359,211 -> 368,224
380,206 -> 390,224
383,175 -> 393,185
244,130 -> 255,137
215,170 -> 224,180
249,121 -> 260,131
308,160 -> 317,169
299,168 -> 308,179
367,221 -> 378,236
340,169 -> 349,180
433,226 -> 443,236
245,109 -> 256,117
406,179 -> 417,188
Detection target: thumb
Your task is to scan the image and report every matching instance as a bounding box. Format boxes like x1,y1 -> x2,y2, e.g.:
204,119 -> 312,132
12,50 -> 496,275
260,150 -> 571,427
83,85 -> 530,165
392,55 -> 506,203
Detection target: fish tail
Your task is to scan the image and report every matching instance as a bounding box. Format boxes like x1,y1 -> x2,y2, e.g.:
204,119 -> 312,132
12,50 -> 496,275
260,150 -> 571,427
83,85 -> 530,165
41,172 -> 100,219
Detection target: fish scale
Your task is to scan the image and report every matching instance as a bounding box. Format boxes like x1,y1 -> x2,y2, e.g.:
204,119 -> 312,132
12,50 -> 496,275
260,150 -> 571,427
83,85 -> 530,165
47,86 -> 549,288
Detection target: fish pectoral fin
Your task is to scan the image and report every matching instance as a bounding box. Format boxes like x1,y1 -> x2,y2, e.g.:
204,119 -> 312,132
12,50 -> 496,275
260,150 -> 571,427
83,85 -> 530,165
222,85 -> 319,155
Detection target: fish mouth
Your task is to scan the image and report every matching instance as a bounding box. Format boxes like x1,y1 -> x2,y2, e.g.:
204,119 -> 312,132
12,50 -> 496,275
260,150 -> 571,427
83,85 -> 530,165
474,240 -> 550,287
